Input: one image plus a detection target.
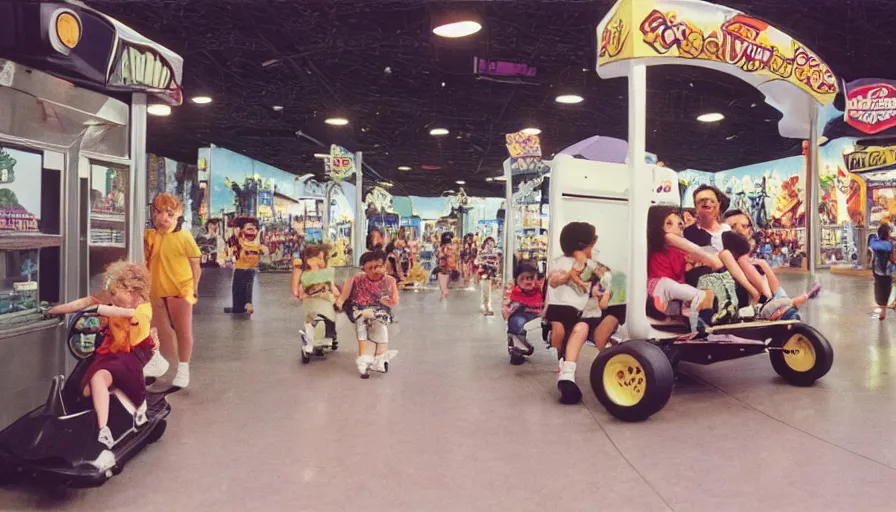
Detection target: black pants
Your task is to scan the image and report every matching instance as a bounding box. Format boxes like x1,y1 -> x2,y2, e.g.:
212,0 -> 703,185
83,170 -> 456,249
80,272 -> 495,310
232,268 -> 256,313
874,274 -> 892,307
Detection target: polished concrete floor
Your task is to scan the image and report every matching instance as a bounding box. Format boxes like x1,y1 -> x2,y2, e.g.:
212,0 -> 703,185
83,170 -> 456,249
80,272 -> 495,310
3,269 -> 896,511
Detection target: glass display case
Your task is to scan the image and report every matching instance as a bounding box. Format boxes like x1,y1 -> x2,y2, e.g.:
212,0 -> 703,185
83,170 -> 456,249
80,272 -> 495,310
0,248 -> 44,328
89,164 -> 129,248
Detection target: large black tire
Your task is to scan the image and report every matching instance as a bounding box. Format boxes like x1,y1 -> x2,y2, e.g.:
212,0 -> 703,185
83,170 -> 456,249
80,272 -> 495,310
590,341 -> 674,422
769,323 -> 833,386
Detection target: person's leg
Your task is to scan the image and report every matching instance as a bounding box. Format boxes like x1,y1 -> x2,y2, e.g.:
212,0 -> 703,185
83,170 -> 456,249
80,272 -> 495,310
481,279 -> 493,314
437,272 -> 449,297
167,297 -> 194,388
737,255 -> 773,299
719,250 -> 760,304
88,370 -> 115,447
591,315 -> 619,351
355,321 -> 374,376
791,283 -> 822,308
507,312 -> 537,354
150,298 -> 176,363
227,269 -> 246,313
243,269 -> 256,314
549,321 -> 566,354
507,314 -> 528,335
370,322 -> 395,372
558,321 -> 589,404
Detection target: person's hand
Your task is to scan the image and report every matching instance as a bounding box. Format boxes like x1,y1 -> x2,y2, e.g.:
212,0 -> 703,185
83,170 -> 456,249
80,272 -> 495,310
380,297 -> 396,308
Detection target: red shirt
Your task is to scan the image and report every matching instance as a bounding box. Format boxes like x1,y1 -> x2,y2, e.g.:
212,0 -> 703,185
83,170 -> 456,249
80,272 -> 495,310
509,286 -> 544,312
648,247 -> 687,283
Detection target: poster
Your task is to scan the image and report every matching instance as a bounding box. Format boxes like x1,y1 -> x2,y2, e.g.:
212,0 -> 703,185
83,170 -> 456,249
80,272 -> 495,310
0,147 -> 41,232
843,79 -> 896,136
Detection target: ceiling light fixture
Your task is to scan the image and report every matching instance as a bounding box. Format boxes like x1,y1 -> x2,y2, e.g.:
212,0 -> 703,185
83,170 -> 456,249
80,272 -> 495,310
485,177 -> 494,182
191,96 -> 212,105
261,58 -> 281,68
272,105 -> 284,111
555,94 -> 584,104
521,127 -> 541,135
313,153 -> 328,159
398,166 -> 412,171
380,182 -> 393,188
493,176 -> 507,182
147,104 -> 172,116
433,20 -> 482,38
697,113 -> 724,123
325,117 -> 349,126
456,180 -> 466,185
430,128 -> 449,136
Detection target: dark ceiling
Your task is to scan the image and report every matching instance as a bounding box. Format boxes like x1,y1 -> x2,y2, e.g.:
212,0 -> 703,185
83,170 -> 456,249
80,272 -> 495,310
85,0 -> 896,197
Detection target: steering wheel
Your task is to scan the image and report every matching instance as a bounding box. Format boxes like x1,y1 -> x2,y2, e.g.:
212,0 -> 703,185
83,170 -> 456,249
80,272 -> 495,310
66,310 -> 104,360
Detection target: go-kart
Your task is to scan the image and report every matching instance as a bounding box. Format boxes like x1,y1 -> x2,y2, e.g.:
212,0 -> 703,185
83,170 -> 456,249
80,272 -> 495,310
300,313 -> 338,364
507,317 -> 542,365
589,300 -> 833,422
0,311 -> 172,488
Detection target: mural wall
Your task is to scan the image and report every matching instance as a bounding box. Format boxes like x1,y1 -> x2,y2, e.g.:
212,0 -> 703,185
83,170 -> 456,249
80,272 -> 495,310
147,153 -> 202,231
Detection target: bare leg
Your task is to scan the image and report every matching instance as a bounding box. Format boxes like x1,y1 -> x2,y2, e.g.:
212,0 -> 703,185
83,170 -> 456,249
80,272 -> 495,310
374,342 -> 387,357
357,339 -> 368,356
89,370 -> 113,429
738,256 -> 772,299
550,322 -> 566,353
563,322 -> 590,363
150,298 -> 176,362
591,316 -> 619,351
167,297 -> 194,363
437,273 -> 449,297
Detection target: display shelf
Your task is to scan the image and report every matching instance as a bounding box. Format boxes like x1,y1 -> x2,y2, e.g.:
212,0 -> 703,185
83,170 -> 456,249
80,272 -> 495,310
0,233 -> 62,251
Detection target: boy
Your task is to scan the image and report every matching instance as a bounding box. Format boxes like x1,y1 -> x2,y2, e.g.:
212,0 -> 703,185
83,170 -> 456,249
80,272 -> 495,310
503,262 -> 544,361
336,250 -> 400,378
546,222 -> 597,404
224,217 -> 268,315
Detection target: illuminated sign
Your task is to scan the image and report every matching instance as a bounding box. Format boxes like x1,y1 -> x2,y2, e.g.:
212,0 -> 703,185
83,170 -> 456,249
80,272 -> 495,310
844,81 -> 896,135
844,145 -> 896,174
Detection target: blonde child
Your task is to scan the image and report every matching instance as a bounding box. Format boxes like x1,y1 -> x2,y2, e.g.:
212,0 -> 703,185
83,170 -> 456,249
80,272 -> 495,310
48,262 -> 153,449
292,244 -> 339,357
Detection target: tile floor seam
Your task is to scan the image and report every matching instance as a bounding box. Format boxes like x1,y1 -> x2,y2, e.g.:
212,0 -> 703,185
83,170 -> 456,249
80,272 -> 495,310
679,367 -> 896,472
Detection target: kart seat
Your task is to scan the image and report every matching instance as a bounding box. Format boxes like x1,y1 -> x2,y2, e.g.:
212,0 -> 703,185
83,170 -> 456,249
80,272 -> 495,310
646,298 -> 691,334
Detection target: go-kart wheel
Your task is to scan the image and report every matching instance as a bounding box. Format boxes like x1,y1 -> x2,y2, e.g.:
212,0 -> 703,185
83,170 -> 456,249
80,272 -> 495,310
769,324 -> 833,386
509,352 -> 525,366
147,420 -> 167,444
313,347 -> 325,357
301,352 -> 311,364
590,341 -> 674,422
331,341 -> 338,351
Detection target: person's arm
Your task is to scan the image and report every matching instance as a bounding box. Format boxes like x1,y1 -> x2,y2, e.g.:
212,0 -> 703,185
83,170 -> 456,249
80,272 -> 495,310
336,276 -> 354,308
718,250 -> 761,303
48,296 -> 101,315
291,267 -> 304,298
548,270 -> 571,288
664,233 -> 722,269
752,258 -> 780,296
189,258 -> 201,298
390,278 -> 400,305
182,233 -> 203,298
96,305 -> 136,318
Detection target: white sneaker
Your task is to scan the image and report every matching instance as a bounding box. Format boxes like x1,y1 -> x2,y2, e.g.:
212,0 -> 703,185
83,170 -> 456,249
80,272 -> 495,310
172,362 -> 190,389
301,327 -> 315,355
143,351 -> 169,379
98,425 -> 115,449
374,350 -> 399,373
356,355 -> 374,378
135,401 -> 148,426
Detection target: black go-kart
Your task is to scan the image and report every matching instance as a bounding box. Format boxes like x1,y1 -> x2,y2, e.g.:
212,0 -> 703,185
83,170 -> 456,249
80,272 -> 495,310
0,311 -> 172,488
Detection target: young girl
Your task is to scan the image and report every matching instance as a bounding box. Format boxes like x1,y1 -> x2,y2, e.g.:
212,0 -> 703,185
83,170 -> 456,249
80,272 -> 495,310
292,244 -> 340,356
461,233 -> 478,285
337,250 -> 400,378
48,262 -> 153,449
870,224 -> 896,320
476,236 -> 501,316
434,232 -> 459,298
144,193 -> 201,389
647,207 -> 721,331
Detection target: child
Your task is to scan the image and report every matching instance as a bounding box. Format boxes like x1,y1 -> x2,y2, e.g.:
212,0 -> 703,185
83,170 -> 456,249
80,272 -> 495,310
503,262 -> 544,358
647,207 -> 719,331
869,223 -> 896,320
293,244 -> 339,357
580,266 -> 613,346
477,236 -> 502,316
224,217 -> 266,315
48,262 -> 153,449
336,250 -> 400,378
144,193 -> 201,388
546,222 -> 598,404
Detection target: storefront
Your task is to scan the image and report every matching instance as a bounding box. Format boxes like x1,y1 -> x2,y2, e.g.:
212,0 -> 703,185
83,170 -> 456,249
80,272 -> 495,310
0,1 -> 182,428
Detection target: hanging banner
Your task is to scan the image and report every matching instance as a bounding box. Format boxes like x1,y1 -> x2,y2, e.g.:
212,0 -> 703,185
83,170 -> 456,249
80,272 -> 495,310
597,0 -> 837,104
843,144 -> 896,174
843,79 -> 896,136
326,145 -> 355,181
505,131 -> 546,176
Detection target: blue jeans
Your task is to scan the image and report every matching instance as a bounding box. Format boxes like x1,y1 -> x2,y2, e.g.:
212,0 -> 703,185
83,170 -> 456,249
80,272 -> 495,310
507,312 -> 539,335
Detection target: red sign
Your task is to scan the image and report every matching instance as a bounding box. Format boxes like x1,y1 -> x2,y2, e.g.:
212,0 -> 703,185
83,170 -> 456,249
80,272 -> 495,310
845,82 -> 896,135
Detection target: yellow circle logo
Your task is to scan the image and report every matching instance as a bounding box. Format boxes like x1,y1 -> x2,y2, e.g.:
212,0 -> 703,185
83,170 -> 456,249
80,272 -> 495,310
55,12 -> 81,49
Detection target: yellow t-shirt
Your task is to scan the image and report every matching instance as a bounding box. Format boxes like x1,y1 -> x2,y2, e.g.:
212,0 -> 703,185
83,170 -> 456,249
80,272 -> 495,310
102,302 -> 152,354
145,229 -> 201,301
234,239 -> 262,269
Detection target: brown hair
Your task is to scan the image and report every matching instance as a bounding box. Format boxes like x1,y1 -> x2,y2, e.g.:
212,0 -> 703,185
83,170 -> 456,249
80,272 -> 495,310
104,261 -> 151,302
302,243 -> 331,270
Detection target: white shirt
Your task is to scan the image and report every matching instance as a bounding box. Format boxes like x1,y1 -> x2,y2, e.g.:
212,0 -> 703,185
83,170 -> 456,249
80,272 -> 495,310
547,256 -> 593,311
686,223 -> 731,255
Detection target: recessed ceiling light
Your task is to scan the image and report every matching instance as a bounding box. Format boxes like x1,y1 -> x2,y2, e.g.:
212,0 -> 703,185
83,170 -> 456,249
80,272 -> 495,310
433,21 -> 482,38
697,113 -> 724,122
430,128 -> 449,136
398,166 -> 412,171
555,94 -> 584,104
262,58 -> 281,68
521,127 -> 541,135
191,96 -> 212,104
272,105 -> 284,111
380,182 -> 393,188
147,104 -> 172,116
485,177 -> 494,182
313,153 -> 328,159
493,176 -> 507,182
456,180 -> 466,185
325,117 -> 349,126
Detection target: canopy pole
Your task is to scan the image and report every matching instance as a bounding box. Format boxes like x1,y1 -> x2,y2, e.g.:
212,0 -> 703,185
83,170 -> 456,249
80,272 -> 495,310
627,62 -> 650,340
807,105 -> 820,276
503,160 -> 514,282
354,152 -> 365,265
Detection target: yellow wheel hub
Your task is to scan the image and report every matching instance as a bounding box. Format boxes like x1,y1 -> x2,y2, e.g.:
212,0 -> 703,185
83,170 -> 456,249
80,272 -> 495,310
602,354 -> 646,406
782,334 -> 816,372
